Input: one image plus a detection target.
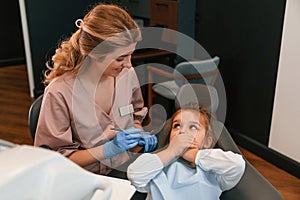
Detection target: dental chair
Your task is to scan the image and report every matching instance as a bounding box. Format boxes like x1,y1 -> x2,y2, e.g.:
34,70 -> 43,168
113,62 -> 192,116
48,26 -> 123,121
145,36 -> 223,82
28,84 -> 283,200
28,94 -> 43,140
153,83 -> 283,200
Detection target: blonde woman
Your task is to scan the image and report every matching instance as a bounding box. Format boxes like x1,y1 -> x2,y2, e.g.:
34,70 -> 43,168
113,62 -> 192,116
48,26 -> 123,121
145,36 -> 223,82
35,3 -> 157,175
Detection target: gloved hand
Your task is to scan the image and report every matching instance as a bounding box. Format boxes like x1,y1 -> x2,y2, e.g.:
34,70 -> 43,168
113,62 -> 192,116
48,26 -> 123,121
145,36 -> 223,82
103,127 -> 142,158
138,133 -> 158,152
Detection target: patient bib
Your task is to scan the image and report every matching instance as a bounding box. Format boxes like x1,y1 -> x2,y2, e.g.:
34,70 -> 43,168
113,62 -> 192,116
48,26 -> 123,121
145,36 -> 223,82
150,161 -> 222,200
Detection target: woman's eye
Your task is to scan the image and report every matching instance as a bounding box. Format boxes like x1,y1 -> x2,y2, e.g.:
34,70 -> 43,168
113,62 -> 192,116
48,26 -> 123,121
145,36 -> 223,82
116,58 -> 124,62
116,54 -> 131,62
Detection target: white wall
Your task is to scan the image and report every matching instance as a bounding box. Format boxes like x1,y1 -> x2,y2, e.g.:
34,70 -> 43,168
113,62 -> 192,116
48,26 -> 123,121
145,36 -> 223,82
19,0 -> 34,98
269,0 -> 300,163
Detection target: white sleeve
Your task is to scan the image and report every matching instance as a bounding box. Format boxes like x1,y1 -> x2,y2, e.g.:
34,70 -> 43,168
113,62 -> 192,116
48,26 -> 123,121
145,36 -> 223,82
195,148 -> 246,191
127,153 -> 164,193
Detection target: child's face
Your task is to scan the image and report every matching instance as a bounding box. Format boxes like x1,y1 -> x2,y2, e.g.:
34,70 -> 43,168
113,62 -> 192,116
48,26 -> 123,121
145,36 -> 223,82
170,110 -> 208,150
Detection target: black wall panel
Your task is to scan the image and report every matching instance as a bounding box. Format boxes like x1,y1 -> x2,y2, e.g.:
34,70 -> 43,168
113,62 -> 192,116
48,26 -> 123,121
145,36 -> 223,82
195,0 -> 286,146
24,0 -> 99,96
0,1 -> 25,67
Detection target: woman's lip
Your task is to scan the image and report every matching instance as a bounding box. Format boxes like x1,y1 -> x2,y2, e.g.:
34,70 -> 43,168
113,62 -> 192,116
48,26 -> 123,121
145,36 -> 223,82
115,68 -> 123,72
188,145 -> 198,149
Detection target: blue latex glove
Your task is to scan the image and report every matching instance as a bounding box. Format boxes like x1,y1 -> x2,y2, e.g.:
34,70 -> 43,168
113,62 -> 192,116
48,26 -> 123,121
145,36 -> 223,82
138,133 -> 158,152
103,127 -> 142,158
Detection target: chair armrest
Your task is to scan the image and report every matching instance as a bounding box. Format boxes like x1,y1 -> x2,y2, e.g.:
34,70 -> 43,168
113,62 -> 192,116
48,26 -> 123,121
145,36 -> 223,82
147,65 -> 183,79
147,65 -> 219,84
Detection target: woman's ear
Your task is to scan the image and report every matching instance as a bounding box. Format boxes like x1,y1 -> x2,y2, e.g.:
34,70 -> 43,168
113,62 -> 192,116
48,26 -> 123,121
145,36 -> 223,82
203,136 -> 213,149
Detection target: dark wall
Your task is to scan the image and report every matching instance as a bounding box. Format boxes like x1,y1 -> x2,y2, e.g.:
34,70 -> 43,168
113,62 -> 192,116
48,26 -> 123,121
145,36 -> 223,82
196,0 -> 286,145
195,0 -> 300,176
24,0 -> 99,96
0,1 -> 25,67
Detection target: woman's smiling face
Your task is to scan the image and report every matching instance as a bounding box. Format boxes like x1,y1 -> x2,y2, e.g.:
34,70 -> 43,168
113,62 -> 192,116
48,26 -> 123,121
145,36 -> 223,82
103,43 -> 136,77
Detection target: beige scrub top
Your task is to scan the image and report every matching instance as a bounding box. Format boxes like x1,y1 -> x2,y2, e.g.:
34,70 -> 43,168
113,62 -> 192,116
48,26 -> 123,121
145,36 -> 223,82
34,67 -> 147,174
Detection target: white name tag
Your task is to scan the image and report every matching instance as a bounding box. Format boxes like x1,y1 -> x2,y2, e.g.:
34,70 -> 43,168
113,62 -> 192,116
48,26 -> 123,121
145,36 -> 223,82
119,104 -> 134,117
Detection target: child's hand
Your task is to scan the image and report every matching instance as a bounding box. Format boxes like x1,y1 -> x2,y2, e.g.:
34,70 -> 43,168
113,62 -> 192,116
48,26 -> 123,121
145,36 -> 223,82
167,133 -> 195,157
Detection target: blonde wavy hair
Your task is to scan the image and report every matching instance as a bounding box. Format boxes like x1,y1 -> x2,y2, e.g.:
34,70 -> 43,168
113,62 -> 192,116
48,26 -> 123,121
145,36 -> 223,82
43,3 -> 141,85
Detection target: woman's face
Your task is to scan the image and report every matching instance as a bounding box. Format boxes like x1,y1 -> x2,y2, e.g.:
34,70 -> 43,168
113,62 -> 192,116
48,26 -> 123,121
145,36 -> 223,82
170,110 -> 208,150
103,43 -> 136,77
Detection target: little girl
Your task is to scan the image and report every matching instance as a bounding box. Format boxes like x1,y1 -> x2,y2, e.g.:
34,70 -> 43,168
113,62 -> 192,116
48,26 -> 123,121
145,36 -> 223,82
128,103 -> 245,200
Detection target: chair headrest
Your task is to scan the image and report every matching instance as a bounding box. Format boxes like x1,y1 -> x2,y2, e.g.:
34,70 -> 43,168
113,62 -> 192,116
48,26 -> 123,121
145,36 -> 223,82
175,83 -> 219,113
174,56 -> 220,86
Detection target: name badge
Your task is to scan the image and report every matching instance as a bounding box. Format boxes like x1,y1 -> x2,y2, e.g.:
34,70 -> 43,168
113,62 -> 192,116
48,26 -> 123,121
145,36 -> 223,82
119,104 -> 134,117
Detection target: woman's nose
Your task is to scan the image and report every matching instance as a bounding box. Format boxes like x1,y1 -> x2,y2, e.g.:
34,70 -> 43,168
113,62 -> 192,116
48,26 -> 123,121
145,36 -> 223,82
123,56 -> 132,68
123,62 -> 132,68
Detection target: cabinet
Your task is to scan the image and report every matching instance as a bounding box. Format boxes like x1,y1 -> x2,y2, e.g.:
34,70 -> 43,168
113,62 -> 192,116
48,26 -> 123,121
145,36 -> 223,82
150,0 -> 196,39
150,0 -> 196,61
150,0 -> 178,30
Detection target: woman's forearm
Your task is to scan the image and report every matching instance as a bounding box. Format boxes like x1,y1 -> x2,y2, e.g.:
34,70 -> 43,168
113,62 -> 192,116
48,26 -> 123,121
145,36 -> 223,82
68,145 -> 105,167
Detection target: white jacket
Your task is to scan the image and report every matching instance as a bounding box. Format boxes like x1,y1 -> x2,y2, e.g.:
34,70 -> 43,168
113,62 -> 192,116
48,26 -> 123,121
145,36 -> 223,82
128,148 -> 245,200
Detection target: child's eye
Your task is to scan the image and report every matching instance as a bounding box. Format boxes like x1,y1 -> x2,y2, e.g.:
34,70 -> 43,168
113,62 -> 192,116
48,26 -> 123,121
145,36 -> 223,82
172,123 -> 180,129
189,125 -> 198,131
